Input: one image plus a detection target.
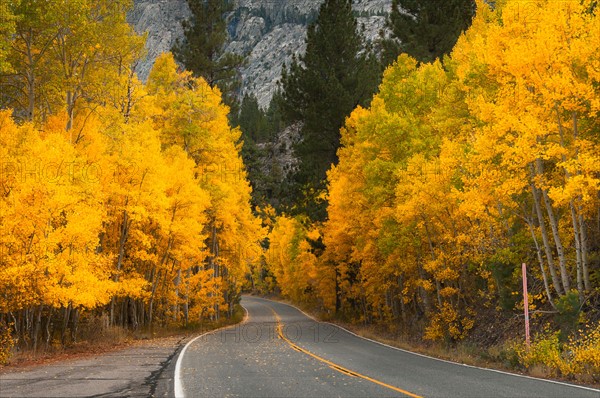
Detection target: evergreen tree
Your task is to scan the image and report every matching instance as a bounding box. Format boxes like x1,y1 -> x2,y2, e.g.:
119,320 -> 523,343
382,0 -> 475,64
280,0 -> 380,221
239,132 -> 264,206
236,92 -> 294,210
237,94 -> 269,208
265,90 -> 286,139
237,94 -> 269,143
173,0 -> 245,112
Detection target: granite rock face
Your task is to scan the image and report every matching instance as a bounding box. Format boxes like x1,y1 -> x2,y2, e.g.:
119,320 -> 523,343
130,0 -> 392,108
128,0 -> 190,81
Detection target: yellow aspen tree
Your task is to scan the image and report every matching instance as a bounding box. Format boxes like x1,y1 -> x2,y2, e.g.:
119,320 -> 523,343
265,216 -> 318,303
147,53 -> 263,320
0,110 -> 114,348
324,53 -> 467,326
150,146 -> 210,326
3,0 -> 144,130
454,0 -> 600,307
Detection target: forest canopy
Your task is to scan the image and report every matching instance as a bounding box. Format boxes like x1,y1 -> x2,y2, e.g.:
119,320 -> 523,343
0,0 -> 261,357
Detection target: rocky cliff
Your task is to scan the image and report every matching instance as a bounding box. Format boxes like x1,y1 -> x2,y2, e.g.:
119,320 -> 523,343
129,0 -> 391,108
128,0 -> 190,80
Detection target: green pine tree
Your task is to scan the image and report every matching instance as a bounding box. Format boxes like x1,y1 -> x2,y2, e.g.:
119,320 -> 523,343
280,0 -> 380,221
237,94 -> 269,143
265,90 -> 285,140
382,0 -> 476,65
236,92 -> 295,210
173,0 -> 245,112
236,94 -> 269,208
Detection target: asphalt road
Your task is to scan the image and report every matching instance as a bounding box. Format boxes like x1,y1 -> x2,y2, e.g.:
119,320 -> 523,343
176,296 -> 600,398
1,296 -> 598,397
0,336 -> 182,397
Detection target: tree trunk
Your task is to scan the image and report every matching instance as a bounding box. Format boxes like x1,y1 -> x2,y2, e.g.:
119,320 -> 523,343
579,214 -> 591,292
70,308 -> 79,343
32,305 -> 43,352
557,109 -> 584,301
535,158 -> 570,292
61,304 -> 71,347
208,223 -> 220,321
129,298 -> 138,330
184,269 -> 190,327
398,276 -> 407,326
530,179 -> 564,296
526,216 -> 556,309
66,90 -> 75,133
148,267 -> 160,327
570,112 -> 591,293
26,69 -> 35,122
139,300 -> 145,328
111,209 -> 130,325
44,307 -> 54,350
570,204 -> 584,303
422,218 -> 438,312
173,269 -> 181,323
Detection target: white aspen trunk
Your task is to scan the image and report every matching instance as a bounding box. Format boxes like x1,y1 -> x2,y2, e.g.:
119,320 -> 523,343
526,217 -> 556,309
530,181 -> 564,295
579,214 -> 591,292
110,209 -> 130,325
571,112 -> 591,293
570,204 -> 584,303
535,158 -> 570,292
556,108 -> 583,300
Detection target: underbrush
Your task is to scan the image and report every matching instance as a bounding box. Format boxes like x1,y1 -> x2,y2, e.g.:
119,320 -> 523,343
2,325 -> 133,368
488,323 -> 600,384
0,305 -> 245,368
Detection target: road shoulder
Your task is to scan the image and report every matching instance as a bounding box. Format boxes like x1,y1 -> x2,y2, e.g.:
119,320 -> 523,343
0,336 -> 186,397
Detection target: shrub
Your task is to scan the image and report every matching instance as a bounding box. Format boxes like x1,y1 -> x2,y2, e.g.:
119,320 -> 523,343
515,329 -> 562,376
513,322 -> 600,381
568,323 -> 600,381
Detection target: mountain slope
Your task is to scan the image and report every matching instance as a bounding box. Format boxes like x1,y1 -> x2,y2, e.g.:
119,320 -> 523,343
129,0 -> 391,108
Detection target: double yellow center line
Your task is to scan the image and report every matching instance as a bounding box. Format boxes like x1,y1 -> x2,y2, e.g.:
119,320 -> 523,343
270,309 -> 422,398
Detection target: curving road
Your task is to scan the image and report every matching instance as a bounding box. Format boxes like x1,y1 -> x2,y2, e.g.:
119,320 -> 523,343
175,296 -> 600,398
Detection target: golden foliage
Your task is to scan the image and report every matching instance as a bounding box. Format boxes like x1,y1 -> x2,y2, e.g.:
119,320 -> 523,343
0,2 -> 262,346
265,1 -> 600,356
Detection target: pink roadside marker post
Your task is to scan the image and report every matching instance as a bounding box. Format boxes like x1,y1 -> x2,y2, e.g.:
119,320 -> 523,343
522,263 -> 530,348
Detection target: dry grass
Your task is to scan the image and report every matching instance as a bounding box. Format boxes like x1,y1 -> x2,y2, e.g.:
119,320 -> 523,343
529,364 -> 552,379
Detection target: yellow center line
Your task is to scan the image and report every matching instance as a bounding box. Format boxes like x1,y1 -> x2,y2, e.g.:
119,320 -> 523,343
270,309 -> 423,398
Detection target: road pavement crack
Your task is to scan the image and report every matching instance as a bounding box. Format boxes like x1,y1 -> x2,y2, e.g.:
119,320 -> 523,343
143,337 -> 186,397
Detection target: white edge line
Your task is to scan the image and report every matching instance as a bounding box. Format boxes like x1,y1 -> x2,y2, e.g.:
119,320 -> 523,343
251,295 -> 600,394
174,305 -> 249,398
